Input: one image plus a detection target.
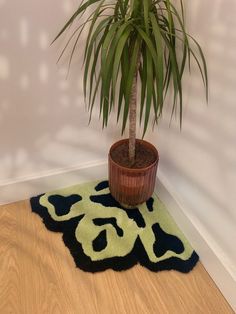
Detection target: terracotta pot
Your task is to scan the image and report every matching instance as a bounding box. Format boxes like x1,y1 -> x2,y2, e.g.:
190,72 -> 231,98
108,139 -> 159,207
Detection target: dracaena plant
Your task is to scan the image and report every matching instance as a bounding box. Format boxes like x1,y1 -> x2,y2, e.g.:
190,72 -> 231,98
53,0 -> 208,165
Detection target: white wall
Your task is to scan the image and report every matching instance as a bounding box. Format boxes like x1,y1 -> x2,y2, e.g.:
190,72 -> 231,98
0,0 -> 120,187
0,0 -> 236,307
148,0 -> 236,284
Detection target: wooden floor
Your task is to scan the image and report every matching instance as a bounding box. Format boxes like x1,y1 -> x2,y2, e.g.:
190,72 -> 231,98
0,200 -> 233,314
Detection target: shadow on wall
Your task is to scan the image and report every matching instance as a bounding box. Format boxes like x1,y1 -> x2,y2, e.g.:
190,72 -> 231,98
0,0 -> 121,183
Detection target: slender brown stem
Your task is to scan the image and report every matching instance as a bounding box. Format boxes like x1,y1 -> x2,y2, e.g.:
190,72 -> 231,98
129,52 -> 141,166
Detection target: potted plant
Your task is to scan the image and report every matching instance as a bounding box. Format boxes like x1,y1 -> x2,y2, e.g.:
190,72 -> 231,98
53,0 -> 208,206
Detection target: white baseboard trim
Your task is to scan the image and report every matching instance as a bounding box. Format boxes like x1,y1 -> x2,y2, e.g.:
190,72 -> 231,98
0,160 -> 107,205
156,171 -> 236,312
0,163 -> 235,310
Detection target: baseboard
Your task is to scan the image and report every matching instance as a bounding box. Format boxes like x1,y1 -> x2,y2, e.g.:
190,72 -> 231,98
0,163 -> 235,310
0,160 -> 107,205
156,171 -> 236,312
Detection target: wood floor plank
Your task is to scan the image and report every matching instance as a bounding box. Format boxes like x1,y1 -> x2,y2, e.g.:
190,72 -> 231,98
0,200 -> 234,314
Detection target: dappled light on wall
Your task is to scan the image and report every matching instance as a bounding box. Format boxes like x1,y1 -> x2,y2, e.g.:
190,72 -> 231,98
39,62 -> 49,83
148,0 -> 236,281
19,74 -> 30,90
62,0 -> 74,15
0,54 -> 9,80
0,0 -> 120,183
38,30 -> 49,51
19,18 -> 29,47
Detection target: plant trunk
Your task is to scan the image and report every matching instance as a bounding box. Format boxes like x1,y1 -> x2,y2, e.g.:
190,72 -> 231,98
129,54 -> 141,166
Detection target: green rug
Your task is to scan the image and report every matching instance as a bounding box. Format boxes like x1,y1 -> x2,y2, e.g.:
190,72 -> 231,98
30,180 -> 199,273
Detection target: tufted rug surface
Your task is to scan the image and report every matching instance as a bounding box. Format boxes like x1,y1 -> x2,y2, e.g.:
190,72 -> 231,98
30,180 -> 199,273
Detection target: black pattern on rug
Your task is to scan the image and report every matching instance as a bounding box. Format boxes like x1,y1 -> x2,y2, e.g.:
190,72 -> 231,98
30,180 -> 199,273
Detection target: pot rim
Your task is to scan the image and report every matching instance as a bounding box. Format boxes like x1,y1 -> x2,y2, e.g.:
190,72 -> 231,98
108,138 -> 159,172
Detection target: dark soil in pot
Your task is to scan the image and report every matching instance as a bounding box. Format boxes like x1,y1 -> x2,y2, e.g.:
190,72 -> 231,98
110,140 -> 156,169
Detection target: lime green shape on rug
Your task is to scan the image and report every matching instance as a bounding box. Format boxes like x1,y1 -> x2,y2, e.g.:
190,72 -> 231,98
38,180 -> 195,264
